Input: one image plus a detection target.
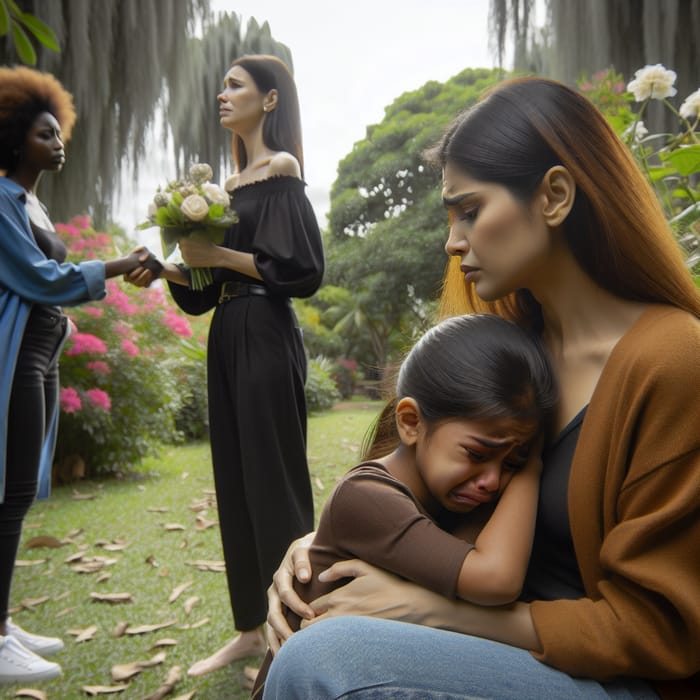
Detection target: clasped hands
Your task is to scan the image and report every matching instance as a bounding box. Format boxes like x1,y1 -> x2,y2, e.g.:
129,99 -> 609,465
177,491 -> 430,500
265,533 -> 436,655
124,237 -> 221,288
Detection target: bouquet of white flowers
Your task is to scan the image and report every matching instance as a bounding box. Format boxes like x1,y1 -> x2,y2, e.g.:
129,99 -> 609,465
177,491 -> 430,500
138,163 -> 238,290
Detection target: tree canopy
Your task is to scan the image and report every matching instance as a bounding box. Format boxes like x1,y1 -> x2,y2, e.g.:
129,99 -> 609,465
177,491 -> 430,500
322,68 -> 502,369
1,1 -> 292,225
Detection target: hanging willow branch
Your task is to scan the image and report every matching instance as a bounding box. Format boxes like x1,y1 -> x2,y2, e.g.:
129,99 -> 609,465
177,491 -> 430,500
0,1 -> 291,227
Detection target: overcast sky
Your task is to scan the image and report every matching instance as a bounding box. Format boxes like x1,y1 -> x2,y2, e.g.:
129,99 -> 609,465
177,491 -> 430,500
116,0 -> 514,242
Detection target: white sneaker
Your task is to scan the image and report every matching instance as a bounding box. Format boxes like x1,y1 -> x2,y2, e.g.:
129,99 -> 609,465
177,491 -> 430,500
0,635 -> 62,684
6,619 -> 65,656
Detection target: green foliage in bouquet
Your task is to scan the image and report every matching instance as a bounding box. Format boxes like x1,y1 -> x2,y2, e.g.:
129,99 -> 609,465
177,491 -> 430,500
137,163 -> 238,290
54,216 -> 207,476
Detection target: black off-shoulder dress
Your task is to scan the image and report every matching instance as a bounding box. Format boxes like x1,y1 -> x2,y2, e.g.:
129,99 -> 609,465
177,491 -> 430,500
168,175 -> 325,630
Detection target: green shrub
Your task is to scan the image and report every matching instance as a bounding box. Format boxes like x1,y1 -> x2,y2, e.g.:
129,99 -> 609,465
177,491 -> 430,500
306,356 -> 341,413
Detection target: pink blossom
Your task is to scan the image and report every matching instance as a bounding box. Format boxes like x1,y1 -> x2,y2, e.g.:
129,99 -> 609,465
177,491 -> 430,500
60,387 -> 82,413
105,280 -> 139,315
82,306 -> 104,318
87,360 -> 111,375
86,388 -> 111,411
163,309 -> 193,338
70,215 -> 91,230
55,223 -> 80,238
121,339 -> 139,356
111,320 -> 131,337
65,332 -> 107,356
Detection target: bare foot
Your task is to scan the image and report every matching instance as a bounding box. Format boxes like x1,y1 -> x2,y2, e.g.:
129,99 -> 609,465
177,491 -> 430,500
187,629 -> 266,677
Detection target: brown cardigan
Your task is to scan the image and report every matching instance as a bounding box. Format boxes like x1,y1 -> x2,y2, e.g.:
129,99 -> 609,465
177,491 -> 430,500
530,305 -> 700,699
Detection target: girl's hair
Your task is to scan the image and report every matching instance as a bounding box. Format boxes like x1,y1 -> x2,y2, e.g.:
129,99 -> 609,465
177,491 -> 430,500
426,77 -> 700,328
229,54 -> 304,176
363,314 -> 558,460
0,66 -> 76,172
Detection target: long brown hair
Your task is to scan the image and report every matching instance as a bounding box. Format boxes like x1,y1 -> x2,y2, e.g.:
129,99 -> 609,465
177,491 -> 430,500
428,77 -> 700,326
229,54 -> 304,177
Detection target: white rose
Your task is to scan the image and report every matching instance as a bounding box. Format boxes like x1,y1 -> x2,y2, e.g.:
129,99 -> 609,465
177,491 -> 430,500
180,194 -> 209,222
201,182 -> 230,207
627,64 -> 677,101
679,88 -> 700,120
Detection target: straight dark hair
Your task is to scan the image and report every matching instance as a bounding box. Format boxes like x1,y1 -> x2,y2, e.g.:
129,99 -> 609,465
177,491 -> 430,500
230,54 -> 304,177
363,314 -> 558,460
427,77 -> 700,327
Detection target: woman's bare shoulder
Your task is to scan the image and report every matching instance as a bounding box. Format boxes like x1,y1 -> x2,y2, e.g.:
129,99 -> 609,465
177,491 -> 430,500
268,151 -> 301,178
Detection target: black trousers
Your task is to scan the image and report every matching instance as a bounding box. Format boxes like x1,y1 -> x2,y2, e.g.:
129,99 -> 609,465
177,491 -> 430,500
0,305 -> 66,621
207,297 -> 314,631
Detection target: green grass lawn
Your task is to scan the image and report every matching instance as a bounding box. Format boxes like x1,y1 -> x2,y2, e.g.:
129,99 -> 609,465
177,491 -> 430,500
7,400 -> 382,699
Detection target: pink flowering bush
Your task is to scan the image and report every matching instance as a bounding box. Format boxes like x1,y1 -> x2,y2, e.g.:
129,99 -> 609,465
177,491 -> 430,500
55,216 -> 209,476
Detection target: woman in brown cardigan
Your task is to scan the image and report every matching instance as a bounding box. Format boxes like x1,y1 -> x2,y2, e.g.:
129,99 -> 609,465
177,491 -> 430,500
261,77 -> 700,699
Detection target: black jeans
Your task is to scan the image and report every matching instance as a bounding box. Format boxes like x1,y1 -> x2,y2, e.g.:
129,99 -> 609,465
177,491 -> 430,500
0,305 -> 67,622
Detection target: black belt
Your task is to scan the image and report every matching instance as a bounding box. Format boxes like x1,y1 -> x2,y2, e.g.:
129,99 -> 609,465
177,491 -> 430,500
218,281 -> 270,303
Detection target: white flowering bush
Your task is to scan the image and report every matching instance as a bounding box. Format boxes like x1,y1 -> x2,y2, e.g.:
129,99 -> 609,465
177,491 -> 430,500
579,66 -> 700,281
138,162 -> 238,290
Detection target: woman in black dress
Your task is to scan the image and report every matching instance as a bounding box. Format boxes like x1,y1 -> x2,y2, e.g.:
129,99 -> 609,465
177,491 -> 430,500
127,54 -> 324,676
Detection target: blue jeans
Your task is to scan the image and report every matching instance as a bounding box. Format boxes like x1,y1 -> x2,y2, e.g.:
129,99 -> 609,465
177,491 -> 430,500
263,617 -> 660,700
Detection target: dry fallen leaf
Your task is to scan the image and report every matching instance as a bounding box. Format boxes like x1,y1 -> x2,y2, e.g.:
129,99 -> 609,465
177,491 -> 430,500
19,596 -> 50,609
125,620 -> 177,635
141,665 -> 182,700
65,528 -> 84,538
113,621 -> 129,638
171,693 -> 196,700
315,477 -> 324,490
168,582 -> 193,604
55,606 -> 77,618
194,516 -> 217,531
90,592 -> 134,604
81,684 -> 130,695
68,624 -> 98,642
24,535 -> 65,549
96,572 -> 112,583
14,559 -> 47,567
147,507 -> 170,513
185,560 -> 226,573
71,490 -> 96,500
177,617 -> 209,630
13,689 -> 47,699
150,638 -> 178,649
163,523 -> 185,532
64,549 -> 89,563
183,596 -> 199,616
111,651 -> 166,682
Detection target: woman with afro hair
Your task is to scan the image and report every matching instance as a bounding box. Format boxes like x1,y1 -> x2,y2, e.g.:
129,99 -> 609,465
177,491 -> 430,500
0,66 -> 153,685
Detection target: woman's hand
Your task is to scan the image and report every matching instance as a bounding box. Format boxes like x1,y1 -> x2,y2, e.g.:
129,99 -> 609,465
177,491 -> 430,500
306,560 -> 440,627
310,560 -> 541,652
178,237 -> 222,268
266,532 -> 316,654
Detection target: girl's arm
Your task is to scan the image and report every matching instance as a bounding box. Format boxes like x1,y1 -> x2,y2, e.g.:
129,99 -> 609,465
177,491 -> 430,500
456,446 -> 542,604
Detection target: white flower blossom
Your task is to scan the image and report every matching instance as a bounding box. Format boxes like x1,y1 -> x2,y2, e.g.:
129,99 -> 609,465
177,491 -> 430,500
189,163 -> 214,184
623,120 -> 649,142
147,202 -> 157,218
153,192 -> 170,207
201,182 -> 230,207
627,64 -> 677,101
180,194 -> 209,222
679,88 -> 700,120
